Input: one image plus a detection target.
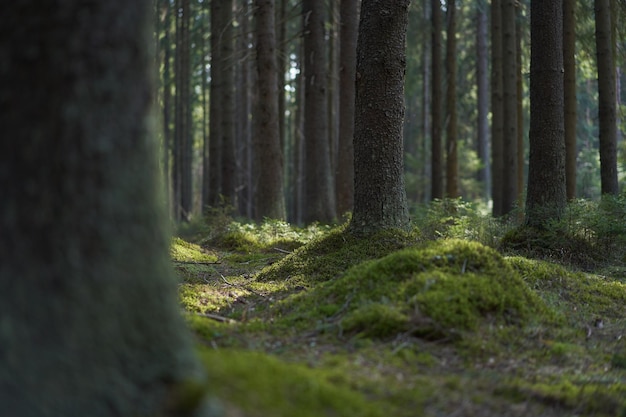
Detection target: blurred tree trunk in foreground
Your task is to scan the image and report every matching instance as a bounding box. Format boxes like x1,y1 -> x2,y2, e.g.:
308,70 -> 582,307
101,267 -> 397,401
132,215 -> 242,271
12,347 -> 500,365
0,2 -> 207,415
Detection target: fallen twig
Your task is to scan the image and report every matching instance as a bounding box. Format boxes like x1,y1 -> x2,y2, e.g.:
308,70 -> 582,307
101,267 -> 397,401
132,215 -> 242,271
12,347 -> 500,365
173,260 -> 221,265
219,273 -> 266,298
191,312 -> 237,324
273,247 -> 293,254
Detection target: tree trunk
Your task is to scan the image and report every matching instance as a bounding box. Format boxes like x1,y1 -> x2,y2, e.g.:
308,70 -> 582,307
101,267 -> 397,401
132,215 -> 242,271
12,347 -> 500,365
159,0 -> 173,216
430,0 -> 444,200
220,0 -> 237,207
516,9 -> 525,208
422,0 -> 432,203
349,0 -> 411,235
328,2 -> 340,185
491,0 -> 504,216
254,0 -> 286,220
445,0 -> 458,198
201,1 -> 210,211
595,0 -> 618,195
563,0 -> 577,200
525,0 -> 566,228
208,0 -> 223,207
336,0 -> 359,217
277,0 -> 287,154
302,0 -> 336,223
236,1 -> 254,218
476,0 -> 491,202
501,0 -> 518,214
0,1 -> 204,415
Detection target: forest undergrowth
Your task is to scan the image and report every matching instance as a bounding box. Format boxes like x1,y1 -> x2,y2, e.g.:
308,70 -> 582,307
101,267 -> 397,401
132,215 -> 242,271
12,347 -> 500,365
173,198 -> 626,417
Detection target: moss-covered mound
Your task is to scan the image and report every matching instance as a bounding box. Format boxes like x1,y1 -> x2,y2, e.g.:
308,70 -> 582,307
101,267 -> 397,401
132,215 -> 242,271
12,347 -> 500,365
200,349 -> 384,417
272,239 -> 553,340
509,256 -> 626,319
256,226 -> 419,285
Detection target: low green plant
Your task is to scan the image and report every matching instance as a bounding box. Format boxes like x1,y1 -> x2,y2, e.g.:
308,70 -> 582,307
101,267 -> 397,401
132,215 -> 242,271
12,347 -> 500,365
412,198 -> 513,248
502,194 -> 626,269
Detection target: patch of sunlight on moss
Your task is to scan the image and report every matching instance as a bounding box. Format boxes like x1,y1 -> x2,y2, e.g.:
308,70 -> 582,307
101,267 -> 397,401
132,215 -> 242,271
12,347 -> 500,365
495,377 -> 626,416
179,284 -> 242,313
199,349 -> 385,417
272,239 -> 554,340
508,256 -> 626,318
171,237 -> 218,262
256,226 -> 418,285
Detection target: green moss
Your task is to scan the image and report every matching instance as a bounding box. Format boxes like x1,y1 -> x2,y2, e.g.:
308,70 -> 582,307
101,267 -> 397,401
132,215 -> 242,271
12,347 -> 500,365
509,256 -> 626,318
342,303 -> 409,338
496,378 -> 626,416
171,237 -> 218,263
199,349 -> 385,417
271,239 -> 553,340
256,226 -> 418,285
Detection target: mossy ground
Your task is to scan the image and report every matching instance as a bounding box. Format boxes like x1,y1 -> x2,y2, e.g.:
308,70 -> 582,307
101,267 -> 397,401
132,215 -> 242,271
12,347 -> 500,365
173,220 -> 626,417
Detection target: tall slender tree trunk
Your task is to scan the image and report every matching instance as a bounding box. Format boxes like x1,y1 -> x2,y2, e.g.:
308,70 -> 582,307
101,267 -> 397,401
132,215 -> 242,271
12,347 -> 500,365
208,0 -> 223,206
491,0 -> 504,216
526,0 -> 566,227
501,0 -> 518,214
173,0 -> 183,220
161,0 -> 173,213
294,55 -> 305,225
254,0 -> 286,220
0,2 -> 203,414
445,0 -> 458,198
237,1 -> 253,217
430,0 -> 443,200
595,0 -> 618,195
349,0 -> 411,235
336,0 -> 358,216
516,9 -> 525,208
201,2 -> 210,210
173,0 -> 192,221
277,0 -> 287,154
181,0 -> 192,219
422,0 -> 432,203
220,0 -> 237,207
302,0 -> 336,223
563,0 -> 577,200
328,2 -> 340,180
476,0 -> 490,202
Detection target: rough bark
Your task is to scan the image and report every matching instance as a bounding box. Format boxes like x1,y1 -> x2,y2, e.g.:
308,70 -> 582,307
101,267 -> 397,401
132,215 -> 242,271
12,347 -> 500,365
563,0 -> 577,200
516,9 -> 524,208
430,0 -> 444,200
491,0 -> 504,216
595,0 -> 618,195
525,0 -> 567,227
349,0 -> 411,235
254,0 -> 286,220
501,0 -> 518,214
476,0 -> 491,202
160,0 -> 173,213
236,2 -> 253,217
335,0 -> 359,216
0,1 -> 205,415
445,0 -> 458,198
302,0 -> 336,223
208,0 -> 223,206
220,0 -> 237,206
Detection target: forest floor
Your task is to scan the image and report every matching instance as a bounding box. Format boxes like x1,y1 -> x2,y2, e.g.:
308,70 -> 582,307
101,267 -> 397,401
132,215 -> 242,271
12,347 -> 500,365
172,219 -> 626,417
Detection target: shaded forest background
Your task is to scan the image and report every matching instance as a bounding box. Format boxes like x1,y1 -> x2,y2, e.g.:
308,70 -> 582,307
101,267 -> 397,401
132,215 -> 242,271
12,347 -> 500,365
155,0 -> 626,224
